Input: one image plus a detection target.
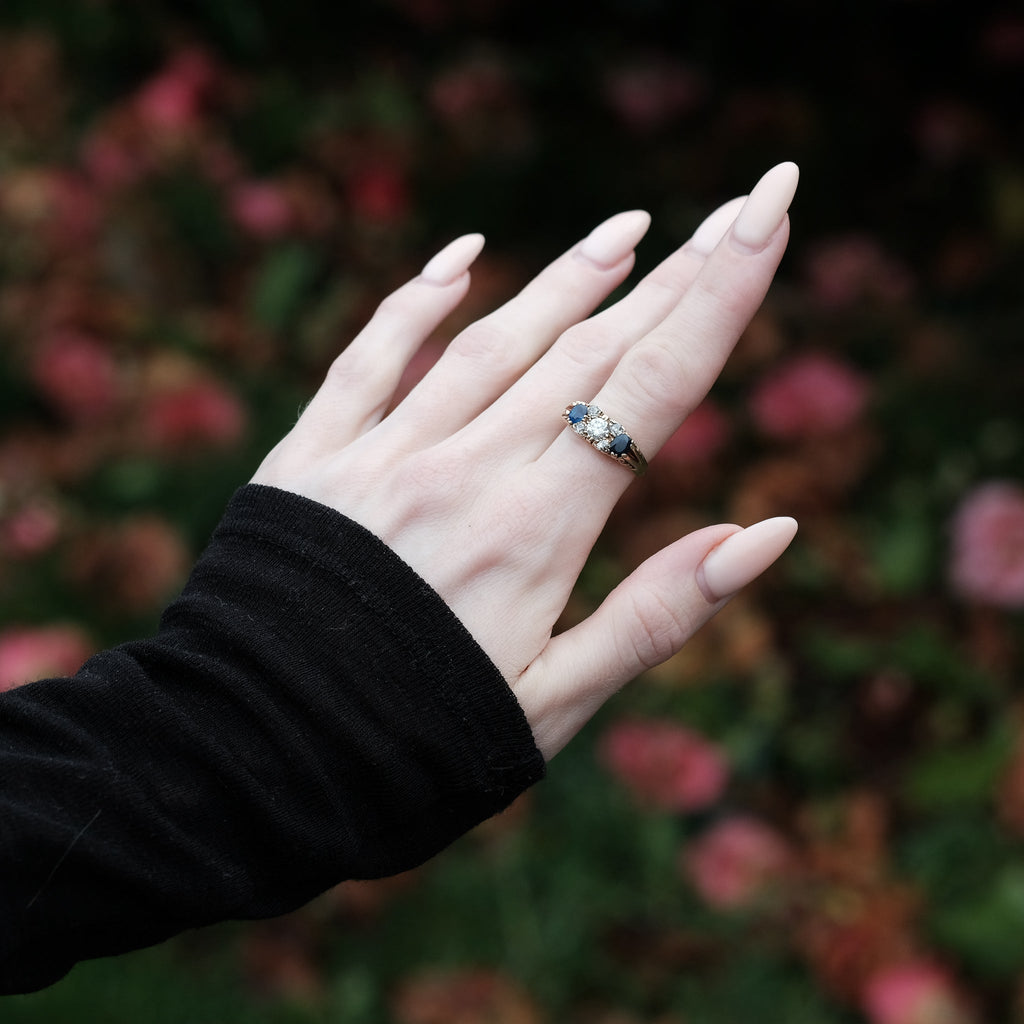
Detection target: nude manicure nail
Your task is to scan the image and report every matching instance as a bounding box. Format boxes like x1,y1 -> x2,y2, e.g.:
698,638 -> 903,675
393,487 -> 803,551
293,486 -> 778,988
730,161 -> 800,252
576,210 -> 652,269
420,233 -> 486,286
698,516 -> 798,602
688,195 -> 747,255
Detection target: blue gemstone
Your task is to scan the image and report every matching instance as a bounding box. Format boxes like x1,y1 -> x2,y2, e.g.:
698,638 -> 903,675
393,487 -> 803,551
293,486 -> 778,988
568,403 -> 588,424
610,433 -> 631,455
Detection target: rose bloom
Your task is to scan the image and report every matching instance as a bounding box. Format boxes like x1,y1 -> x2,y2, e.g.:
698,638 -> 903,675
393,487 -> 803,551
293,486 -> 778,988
30,330 -> 120,423
948,481 -> 1024,608
132,46 -> 219,133
598,718 -> 728,813
681,815 -> 794,909
0,625 -> 93,692
749,351 -> 870,441
142,379 -> 247,453
861,960 -> 975,1024
2,500 -> 61,558
804,234 -> 913,308
227,180 -> 294,239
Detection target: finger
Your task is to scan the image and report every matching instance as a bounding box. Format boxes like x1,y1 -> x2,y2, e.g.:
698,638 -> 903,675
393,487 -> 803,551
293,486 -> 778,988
604,163 -> 799,452
474,194 -> 749,451
293,233 -> 486,448
539,162 -> 799,495
379,210 -> 652,445
515,517 -> 798,760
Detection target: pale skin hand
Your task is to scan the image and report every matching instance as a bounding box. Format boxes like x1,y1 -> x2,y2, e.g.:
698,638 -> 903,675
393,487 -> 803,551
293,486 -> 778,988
253,162 -> 801,760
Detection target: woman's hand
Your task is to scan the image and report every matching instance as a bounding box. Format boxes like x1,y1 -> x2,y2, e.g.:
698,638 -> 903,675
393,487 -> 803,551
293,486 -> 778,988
252,162 -> 800,759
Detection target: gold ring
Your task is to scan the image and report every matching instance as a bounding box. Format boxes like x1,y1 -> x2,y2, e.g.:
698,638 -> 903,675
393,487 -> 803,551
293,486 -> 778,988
563,401 -> 648,476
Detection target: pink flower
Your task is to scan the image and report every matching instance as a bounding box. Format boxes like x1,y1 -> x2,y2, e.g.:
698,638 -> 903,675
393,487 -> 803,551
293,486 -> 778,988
681,816 -> 794,909
948,481 -> 1024,608
30,331 -> 120,423
861,960 -> 974,1024
0,625 -> 93,692
132,47 -> 219,133
142,379 -> 246,453
228,180 -> 294,239
2,501 -> 61,558
598,718 -> 728,812
657,399 -> 731,467
749,352 -> 870,441
80,126 -> 148,190
804,235 -> 914,308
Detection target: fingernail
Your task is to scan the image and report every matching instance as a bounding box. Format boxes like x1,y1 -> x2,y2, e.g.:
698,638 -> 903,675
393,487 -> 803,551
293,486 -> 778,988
730,161 -> 800,252
576,210 -> 652,269
698,516 -> 798,602
687,195 -> 747,255
420,233 -> 486,286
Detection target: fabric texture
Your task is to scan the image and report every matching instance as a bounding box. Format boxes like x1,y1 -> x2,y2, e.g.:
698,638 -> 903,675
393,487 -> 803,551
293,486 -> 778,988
0,484 -> 545,995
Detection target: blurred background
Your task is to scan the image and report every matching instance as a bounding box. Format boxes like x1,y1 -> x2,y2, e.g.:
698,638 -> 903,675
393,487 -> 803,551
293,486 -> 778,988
2,1 -> 1024,1021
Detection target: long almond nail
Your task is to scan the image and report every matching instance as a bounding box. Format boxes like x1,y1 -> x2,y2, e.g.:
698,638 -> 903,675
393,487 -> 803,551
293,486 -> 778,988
731,162 -> 800,252
576,210 -> 652,269
698,516 -> 798,602
688,195 -> 747,255
420,233 -> 486,286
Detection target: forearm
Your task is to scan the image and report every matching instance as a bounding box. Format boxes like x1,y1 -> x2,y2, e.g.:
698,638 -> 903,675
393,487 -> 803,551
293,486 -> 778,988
0,484 -> 544,994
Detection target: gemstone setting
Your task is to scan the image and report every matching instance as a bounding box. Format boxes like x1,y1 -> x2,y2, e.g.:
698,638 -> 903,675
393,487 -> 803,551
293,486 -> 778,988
567,402 -> 588,424
561,400 -> 647,476
610,432 -> 631,455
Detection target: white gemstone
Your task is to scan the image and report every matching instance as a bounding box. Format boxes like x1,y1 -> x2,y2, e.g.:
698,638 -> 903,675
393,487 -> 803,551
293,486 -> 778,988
587,418 -> 608,438
610,422 -> 623,436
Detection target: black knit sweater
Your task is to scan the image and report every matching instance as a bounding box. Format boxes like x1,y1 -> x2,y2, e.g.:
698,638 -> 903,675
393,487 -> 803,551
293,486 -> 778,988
0,485 -> 546,994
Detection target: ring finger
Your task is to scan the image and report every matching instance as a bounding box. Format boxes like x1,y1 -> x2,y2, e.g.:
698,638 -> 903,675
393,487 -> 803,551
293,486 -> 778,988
538,162 -> 799,504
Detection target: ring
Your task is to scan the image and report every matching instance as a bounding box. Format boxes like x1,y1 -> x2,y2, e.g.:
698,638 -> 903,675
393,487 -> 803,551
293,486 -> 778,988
562,401 -> 648,476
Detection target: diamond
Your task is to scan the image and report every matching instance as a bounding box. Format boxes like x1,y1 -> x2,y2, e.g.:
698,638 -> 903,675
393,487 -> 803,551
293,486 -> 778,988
587,418 -> 608,439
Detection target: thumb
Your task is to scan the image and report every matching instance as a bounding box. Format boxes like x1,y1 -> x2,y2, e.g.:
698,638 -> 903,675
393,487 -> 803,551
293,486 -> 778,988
515,517 -> 798,759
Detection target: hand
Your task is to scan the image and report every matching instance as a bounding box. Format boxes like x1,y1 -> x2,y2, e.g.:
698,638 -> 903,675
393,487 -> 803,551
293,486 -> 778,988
252,162 -> 801,759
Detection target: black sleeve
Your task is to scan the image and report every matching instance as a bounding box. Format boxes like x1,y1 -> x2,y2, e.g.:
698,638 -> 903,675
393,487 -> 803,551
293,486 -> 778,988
0,484 -> 546,995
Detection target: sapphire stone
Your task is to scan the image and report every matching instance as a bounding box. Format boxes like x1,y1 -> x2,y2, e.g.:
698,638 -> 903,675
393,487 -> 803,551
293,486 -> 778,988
567,403 -> 588,424
610,433 -> 631,455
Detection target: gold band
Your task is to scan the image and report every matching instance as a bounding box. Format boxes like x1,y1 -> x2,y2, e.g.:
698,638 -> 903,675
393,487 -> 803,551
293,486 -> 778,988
562,401 -> 648,477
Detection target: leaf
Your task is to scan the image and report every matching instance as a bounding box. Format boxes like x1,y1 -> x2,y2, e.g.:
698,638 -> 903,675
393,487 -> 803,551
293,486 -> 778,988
248,244 -> 319,333
902,728 -> 1014,811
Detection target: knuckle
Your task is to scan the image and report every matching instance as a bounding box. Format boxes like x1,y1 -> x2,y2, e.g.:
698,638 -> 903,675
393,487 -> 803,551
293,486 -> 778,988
448,318 -> 514,366
557,321 -> 622,376
324,348 -> 368,390
618,341 -> 688,407
372,283 -> 418,323
623,587 -> 695,671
